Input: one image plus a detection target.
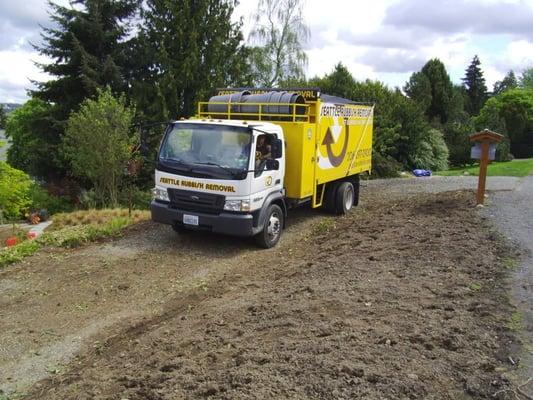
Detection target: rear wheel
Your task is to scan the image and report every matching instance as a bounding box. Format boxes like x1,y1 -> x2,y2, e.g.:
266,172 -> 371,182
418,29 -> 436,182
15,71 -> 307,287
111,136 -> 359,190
255,204 -> 283,248
335,181 -> 355,215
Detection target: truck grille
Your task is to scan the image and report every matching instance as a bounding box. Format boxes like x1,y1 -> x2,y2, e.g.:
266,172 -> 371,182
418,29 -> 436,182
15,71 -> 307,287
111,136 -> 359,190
167,188 -> 225,213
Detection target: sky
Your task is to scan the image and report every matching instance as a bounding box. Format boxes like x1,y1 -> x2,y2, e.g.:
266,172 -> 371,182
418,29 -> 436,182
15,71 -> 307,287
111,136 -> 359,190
1,0 -> 533,103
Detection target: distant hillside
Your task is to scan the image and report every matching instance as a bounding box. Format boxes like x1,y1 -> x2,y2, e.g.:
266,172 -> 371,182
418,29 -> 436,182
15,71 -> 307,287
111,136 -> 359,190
1,103 -> 22,113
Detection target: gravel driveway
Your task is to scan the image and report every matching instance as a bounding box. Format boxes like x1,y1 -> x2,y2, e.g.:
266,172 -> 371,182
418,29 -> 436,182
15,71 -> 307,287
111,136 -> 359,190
482,175 -> 533,389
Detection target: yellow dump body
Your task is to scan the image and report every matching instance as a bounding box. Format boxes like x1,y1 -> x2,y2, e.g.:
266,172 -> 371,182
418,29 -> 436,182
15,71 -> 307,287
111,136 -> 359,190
198,89 -> 373,208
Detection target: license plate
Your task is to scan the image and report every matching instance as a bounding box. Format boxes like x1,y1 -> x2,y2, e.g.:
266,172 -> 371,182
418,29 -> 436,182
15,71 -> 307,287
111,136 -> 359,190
183,214 -> 199,226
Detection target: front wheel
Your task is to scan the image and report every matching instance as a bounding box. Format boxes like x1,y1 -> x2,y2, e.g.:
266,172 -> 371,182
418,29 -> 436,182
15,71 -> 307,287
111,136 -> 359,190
255,204 -> 283,248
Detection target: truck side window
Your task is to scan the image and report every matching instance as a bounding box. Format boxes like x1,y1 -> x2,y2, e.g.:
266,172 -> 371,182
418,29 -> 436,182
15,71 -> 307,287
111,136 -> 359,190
255,134 -> 272,177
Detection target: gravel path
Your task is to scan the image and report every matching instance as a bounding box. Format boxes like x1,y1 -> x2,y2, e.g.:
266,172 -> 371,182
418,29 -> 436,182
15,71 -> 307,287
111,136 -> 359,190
483,175 -> 533,391
362,175 -> 520,195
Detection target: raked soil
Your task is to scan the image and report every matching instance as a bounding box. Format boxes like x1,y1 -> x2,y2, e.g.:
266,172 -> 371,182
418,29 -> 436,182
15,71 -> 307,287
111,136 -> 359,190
0,177 -> 524,399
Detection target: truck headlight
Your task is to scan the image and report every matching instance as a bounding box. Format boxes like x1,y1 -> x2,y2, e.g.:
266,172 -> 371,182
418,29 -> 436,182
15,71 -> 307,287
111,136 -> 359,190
224,200 -> 250,212
152,186 -> 170,202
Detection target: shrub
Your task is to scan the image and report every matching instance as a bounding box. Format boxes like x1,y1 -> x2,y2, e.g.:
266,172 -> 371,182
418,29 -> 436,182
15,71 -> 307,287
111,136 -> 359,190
0,161 -> 32,220
28,183 -> 73,215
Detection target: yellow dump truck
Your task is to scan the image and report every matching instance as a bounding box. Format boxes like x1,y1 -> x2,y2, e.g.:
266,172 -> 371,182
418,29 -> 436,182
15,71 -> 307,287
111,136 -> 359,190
151,88 -> 373,247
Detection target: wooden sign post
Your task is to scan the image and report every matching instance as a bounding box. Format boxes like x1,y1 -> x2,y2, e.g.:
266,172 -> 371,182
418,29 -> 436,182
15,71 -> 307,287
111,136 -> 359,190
469,129 -> 504,205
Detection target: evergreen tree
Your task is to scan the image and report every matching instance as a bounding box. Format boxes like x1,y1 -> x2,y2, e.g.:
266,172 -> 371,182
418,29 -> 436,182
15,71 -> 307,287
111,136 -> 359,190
134,0 -> 250,120
34,0 -> 138,121
493,70 -> 518,95
421,59 -> 455,124
403,71 -> 432,113
462,55 -> 487,115
405,59 -> 455,124
28,0 -> 138,179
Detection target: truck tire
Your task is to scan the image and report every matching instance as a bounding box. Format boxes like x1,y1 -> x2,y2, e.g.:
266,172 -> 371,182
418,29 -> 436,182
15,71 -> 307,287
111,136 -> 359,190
322,183 -> 336,214
335,181 -> 355,215
352,175 -> 360,207
255,204 -> 283,248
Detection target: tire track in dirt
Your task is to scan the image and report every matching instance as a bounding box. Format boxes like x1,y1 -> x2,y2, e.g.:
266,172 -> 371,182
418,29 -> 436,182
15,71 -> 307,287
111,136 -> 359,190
18,191 -> 520,400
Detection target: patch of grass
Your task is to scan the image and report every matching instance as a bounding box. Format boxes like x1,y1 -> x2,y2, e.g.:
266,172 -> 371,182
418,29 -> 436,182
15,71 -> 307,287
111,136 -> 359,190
506,311 -> 524,331
0,214 -> 145,269
435,158 -> 533,177
469,282 -> 482,291
50,208 -> 149,231
313,218 -> 336,234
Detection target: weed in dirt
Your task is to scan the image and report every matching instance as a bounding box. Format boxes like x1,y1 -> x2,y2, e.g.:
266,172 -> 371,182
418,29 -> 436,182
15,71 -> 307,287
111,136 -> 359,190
0,391 -> 24,400
73,303 -> 89,311
469,282 -> 482,291
44,364 -> 63,375
503,257 -> 519,270
507,311 -> 524,331
313,218 -> 335,234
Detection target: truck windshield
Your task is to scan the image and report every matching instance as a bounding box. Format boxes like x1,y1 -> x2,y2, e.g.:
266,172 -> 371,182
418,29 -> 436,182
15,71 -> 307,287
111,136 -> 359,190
158,123 -> 252,180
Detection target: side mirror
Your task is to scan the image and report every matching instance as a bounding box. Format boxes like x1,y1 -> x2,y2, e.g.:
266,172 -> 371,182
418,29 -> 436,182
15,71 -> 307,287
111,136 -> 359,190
265,159 -> 279,171
271,138 -> 283,159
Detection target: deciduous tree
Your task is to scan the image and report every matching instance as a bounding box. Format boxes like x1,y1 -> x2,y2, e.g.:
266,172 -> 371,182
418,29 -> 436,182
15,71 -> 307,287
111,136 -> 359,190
62,88 -> 136,207
249,0 -> 310,86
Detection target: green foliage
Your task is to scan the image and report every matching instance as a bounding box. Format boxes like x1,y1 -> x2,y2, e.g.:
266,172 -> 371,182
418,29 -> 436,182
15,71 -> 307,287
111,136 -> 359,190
249,0 -> 309,86
0,161 -> 32,220
443,120 -> 475,166
476,88 -> 533,158
0,215 -> 137,269
309,63 -> 356,99
0,240 -> 41,268
29,0 -> 138,180
419,59 -> 455,124
493,70 -> 518,95
133,0 -> 249,120
62,88 -> 136,207
520,68 -> 533,89
404,72 -> 432,113
5,98 -> 56,178
28,184 -> 73,215
462,55 -> 488,115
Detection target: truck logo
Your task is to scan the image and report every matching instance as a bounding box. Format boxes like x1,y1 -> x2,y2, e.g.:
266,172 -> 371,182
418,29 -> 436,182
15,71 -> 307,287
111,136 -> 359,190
265,176 -> 273,187
321,124 -> 349,168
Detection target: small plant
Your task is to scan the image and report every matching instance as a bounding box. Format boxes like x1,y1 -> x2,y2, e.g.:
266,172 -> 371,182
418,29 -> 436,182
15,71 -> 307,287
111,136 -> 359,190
469,282 -> 482,291
503,257 -> 518,270
506,311 -> 523,331
314,218 -> 335,234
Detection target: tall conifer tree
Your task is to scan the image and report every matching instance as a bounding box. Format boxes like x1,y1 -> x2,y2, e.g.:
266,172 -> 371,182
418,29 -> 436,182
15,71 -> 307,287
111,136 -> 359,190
462,55 -> 488,116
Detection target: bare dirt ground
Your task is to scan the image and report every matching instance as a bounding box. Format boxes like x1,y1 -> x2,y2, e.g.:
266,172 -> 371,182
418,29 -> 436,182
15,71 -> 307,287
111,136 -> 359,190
0,182 -> 523,399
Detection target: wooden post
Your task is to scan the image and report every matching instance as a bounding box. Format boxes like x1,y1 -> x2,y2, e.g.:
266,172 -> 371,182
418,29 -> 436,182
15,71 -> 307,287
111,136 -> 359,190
469,129 -> 504,206
476,141 -> 490,205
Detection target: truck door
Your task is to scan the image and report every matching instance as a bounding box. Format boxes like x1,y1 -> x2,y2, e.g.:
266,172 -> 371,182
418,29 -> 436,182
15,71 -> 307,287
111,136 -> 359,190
250,134 -> 283,208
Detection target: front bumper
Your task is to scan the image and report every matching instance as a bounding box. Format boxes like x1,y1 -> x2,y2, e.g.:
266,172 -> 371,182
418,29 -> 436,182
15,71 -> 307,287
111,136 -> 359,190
151,201 -> 255,237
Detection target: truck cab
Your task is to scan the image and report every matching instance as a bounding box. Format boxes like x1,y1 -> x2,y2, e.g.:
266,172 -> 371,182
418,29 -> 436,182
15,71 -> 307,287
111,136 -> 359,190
151,119 -> 288,247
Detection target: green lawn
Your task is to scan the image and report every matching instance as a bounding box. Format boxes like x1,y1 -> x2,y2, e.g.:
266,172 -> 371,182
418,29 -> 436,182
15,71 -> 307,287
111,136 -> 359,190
436,158 -> 533,177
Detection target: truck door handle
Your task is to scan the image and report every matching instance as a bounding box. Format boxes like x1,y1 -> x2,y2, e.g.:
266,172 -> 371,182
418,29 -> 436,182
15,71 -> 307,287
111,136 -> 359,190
275,179 -> 280,185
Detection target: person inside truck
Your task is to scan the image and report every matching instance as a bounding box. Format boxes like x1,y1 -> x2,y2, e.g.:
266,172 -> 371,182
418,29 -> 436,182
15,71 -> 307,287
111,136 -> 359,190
255,135 -> 271,168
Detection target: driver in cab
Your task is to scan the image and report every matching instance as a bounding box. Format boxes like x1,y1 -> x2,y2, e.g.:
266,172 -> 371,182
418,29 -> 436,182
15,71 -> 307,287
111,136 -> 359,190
255,135 -> 271,168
